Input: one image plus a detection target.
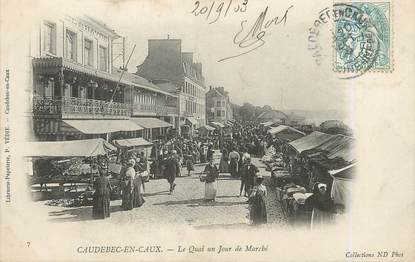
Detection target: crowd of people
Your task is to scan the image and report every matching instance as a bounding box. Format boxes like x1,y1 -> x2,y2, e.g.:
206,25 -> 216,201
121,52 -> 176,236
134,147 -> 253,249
92,120 -> 339,227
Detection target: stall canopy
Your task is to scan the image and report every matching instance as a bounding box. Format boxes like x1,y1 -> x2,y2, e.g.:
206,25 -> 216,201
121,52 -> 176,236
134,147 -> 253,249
130,117 -> 172,129
113,137 -> 153,148
329,163 -> 356,205
63,119 -> 143,134
288,131 -> 334,154
200,125 -> 215,131
24,138 -> 117,157
183,117 -> 197,126
307,134 -> 356,162
261,121 -> 275,127
210,121 -> 225,128
268,125 -> 305,136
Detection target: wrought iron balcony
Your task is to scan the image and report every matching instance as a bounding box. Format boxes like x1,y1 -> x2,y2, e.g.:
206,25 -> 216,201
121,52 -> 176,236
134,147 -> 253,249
33,96 -> 129,119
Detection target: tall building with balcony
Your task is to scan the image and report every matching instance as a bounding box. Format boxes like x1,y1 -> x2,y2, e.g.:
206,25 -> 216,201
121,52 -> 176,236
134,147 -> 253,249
29,15 -> 175,141
206,86 -> 233,124
135,39 -> 206,134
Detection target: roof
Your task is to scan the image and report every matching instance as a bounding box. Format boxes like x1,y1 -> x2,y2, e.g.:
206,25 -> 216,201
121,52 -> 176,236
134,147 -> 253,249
113,137 -> 153,148
268,125 -> 305,136
24,138 -> 116,157
288,131 -> 335,153
112,68 -> 177,97
154,81 -> 180,94
130,117 -> 172,129
63,120 -> 143,134
328,163 -> 356,179
136,39 -> 185,87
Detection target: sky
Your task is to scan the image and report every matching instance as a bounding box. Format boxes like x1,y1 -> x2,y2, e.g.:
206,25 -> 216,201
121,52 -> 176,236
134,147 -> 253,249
41,0 -> 354,112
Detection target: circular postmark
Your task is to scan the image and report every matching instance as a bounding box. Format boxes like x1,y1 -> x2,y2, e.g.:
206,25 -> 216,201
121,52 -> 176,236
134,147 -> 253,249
308,3 -> 391,79
333,3 -> 380,79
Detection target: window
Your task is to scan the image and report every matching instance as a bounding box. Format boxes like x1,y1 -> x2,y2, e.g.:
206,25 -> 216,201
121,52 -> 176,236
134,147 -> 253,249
217,101 -> 221,107
65,30 -> 77,61
43,22 -> 56,54
216,110 -> 221,117
84,39 -> 93,66
99,45 -> 108,72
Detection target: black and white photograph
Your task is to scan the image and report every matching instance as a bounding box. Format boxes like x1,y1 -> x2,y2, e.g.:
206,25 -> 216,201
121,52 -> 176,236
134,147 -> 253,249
0,0 -> 414,261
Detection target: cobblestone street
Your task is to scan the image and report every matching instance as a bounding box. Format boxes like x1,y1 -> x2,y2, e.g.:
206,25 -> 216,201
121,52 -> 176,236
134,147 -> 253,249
43,152 -> 287,229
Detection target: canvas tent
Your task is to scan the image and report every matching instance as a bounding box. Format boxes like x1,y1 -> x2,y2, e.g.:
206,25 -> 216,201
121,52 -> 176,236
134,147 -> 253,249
24,138 -> 116,157
261,121 -> 275,127
304,134 -> 356,163
329,163 -> 355,206
288,131 -> 334,154
268,125 -> 305,142
210,122 -> 225,128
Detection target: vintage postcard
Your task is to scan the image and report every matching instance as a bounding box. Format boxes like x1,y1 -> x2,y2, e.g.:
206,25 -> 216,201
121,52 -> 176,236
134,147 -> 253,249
0,0 -> 414,261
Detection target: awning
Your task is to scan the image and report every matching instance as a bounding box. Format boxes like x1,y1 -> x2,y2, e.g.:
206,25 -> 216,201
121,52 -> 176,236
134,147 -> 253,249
24,138 -> 116,157
200,125 -> 215,131
130,117 -> 172,129
306,134 -> 356,162
329,163 -> 356,205
261,121 -> 275,127
113,137 -> 153,148
63,120 -> 143,134
268,125 -> 305,136
288,131 -> 334,154
186,117 -> 198,126
210,121 -> 225,128
328,163 -> 356,179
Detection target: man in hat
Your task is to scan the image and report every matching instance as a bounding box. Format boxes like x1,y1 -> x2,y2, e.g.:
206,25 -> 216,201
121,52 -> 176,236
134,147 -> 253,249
241,157 -> 259,197
165,151 -> 180,194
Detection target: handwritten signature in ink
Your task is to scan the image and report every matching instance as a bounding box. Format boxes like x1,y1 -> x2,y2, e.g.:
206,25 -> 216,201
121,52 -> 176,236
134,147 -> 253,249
218,5 -> 294,62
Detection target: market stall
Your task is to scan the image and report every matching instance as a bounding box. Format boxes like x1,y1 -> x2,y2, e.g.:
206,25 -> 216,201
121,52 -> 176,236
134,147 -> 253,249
25,138 -> 117,203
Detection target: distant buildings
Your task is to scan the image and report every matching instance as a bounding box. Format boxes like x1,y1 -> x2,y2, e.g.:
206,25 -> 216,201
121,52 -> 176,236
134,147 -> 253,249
136,39 -> 207,134
206,86 -> 233,124
257,110 -> 305,127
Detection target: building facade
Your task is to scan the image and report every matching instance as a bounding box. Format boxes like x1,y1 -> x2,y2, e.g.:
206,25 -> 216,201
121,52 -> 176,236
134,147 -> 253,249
136,39 -> 207,132
206,86 -> 233,124
29,15 -> 176,142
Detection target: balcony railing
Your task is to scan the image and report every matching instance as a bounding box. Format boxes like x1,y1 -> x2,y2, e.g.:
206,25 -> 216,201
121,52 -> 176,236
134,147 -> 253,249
133,104 -> 177,116
33,96 -> 129,118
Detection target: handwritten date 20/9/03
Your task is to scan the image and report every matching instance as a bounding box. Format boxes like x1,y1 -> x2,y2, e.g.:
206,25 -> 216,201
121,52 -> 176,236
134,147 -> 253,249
191,0 -> 248,24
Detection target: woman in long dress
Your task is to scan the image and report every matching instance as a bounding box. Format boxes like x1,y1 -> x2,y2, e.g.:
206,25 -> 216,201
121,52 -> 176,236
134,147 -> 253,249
203,159 -> 219,201
121,159 -> 135,211
249,176 -> 267,225
92,168 -> 112,219
219,148 -> 229,173
133,171 -> 145,208
306,183 -> 335,229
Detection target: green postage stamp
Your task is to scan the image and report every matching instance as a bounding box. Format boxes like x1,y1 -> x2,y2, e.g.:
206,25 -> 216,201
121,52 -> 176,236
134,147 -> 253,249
333,1 -> 392,77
